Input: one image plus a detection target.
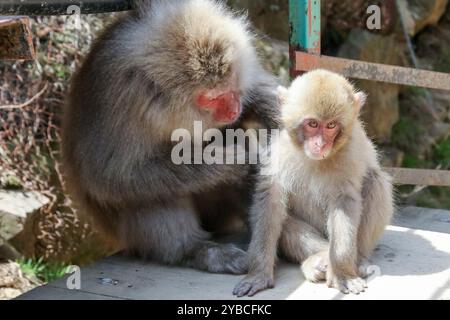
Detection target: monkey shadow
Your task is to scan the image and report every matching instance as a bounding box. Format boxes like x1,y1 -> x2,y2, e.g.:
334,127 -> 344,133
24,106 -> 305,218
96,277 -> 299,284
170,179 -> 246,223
393,206 -> 450,235
214,231 -> 250,250
369,228 -> 450,277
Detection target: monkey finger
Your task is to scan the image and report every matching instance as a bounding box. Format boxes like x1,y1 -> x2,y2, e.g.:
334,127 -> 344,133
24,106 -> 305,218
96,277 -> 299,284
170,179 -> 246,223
247,285 -> 266,297
217,245 -> 248,275
345,277 -> 367,294
233,282 -> 252,297
357,277 -> 368,289
233,274 -> 274,297
327,277 -> 349,294
336,283 -> 350,295
357,260 -> 373,278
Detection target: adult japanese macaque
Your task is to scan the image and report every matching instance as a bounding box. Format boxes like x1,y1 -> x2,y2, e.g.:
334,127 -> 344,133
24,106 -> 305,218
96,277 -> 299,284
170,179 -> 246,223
233,69 -> 394,296
62,0 -> 280,274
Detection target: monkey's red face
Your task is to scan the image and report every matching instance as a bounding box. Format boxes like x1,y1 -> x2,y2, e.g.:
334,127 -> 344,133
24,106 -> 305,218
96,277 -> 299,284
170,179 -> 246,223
195,90 -> 241,124
302,118 -> 341,160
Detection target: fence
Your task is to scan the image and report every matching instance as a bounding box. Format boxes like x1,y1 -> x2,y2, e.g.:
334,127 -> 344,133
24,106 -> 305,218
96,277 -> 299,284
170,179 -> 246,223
1,0 -> 450,186
289,0 -> 450,186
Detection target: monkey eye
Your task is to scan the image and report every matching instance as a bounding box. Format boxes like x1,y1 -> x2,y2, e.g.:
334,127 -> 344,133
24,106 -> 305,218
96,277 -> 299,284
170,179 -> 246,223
327,121 -> 337,129
308,120 -> 319,128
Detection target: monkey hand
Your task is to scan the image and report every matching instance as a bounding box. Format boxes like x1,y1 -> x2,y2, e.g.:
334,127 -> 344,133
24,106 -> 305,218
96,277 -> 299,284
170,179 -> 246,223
232,272 -> 274,297
326,268 -> 367,295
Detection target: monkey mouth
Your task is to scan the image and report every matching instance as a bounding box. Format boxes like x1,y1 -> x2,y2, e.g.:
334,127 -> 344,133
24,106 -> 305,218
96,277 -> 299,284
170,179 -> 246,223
213,105 -> 241,124
306,145 -> 332,161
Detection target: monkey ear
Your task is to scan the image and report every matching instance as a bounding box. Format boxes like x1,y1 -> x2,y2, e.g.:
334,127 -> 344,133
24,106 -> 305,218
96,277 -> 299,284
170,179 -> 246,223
277,86 -> 289,107
354,91 -> 367,113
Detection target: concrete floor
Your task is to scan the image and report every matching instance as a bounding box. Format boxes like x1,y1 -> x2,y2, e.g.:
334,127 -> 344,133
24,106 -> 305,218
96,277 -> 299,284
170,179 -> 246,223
17,207 -> 450,300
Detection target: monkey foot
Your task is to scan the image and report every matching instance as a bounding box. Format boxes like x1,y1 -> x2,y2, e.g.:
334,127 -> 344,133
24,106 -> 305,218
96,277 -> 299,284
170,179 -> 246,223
233,273 -> 274,297
301,251 -> 328,283
187,243 -> 248,275
327,273 -> 367,295
358,259 -> 374,278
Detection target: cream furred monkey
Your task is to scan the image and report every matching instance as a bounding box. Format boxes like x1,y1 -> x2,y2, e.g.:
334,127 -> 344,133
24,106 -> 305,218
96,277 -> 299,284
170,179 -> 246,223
234,69 -> 394,296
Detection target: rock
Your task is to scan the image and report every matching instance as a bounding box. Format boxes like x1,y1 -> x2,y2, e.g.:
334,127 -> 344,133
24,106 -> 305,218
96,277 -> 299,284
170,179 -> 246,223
0,261 -> 39,300
228,0 -> 288,40
0,190 -> 49,250
0,243 -> 21,261
397,0 -> 449,36
415,6 -> 450,74
256,39 -> 289,86
338,29 -> 403,142
323,0 -> 398,36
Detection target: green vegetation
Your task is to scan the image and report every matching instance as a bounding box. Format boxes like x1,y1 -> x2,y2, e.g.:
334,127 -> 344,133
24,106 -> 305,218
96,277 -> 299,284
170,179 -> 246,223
391,117 -> 426,153
402,154 -> 431,169
415,187 -> 450,210
1,175 -> 22,190
396,137 -> 450,210
434,137 -> 450,168
17,257 -> 70,283
436,47 -> 450,73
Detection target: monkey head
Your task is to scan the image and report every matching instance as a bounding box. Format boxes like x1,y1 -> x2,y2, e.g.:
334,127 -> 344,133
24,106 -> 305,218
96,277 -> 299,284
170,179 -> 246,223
134,0 -> 259,126
194,72 -> 241,124
279,69 -> 367,161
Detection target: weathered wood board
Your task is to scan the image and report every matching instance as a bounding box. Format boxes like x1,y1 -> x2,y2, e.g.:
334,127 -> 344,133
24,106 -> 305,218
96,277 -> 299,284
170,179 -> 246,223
17,207 -> 450,300
0,16 -> 35,60
295,52 -> 450,91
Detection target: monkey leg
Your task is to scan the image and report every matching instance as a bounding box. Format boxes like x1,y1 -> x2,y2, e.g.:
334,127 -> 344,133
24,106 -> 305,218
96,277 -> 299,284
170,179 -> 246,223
193,183 -> 251,234
278,216 -> 329,282
120,200 -> 248,274
357,169 -> 394,262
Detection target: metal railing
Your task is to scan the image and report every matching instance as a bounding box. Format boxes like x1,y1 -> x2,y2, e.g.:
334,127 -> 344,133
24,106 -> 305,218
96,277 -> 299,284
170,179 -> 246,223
2,0 -> 450,186
289,0 -> 450,186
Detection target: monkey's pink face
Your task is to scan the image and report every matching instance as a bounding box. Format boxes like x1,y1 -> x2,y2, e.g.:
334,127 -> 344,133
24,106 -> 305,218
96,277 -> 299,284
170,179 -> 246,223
195,90 -> 241,124
302,118 -> 341,160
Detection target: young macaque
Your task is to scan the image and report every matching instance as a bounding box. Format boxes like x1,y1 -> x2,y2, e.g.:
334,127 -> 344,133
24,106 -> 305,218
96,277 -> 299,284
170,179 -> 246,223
63,0 -> 279,274
233,70 -> 394,296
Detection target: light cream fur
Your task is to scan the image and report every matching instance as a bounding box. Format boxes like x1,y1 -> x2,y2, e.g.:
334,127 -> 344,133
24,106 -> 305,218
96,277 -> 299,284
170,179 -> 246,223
234,70 -> 394,297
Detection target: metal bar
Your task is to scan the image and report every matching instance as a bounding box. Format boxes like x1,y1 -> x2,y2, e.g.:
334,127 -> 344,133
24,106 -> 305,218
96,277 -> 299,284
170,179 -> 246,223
296,52 -> 450,91
0,16 -> 35,60
0,0 -> 133,15
385,168 -> 450,187
289,0 -> 321,78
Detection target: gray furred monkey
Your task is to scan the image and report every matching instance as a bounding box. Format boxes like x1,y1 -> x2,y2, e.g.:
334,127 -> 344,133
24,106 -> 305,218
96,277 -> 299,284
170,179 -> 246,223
62,0 -> 280,274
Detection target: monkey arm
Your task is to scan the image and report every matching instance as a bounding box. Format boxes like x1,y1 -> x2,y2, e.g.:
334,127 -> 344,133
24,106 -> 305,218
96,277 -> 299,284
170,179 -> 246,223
139,154 -> 251,198
242,78 -> 281,130
327,189 -> 363,277
233,179 -> 287,297
326,190 -> 368,294
84,144 -> 252,205
248,181 -> 287,274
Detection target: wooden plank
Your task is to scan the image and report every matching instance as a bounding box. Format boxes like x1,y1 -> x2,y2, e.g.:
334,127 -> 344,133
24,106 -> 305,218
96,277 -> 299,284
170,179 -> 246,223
0,16 -> 35,60
385,168 -> 450,186
15,212 -> 450,300
295,52 -> 450,91
394,207 -> 450,234
0,0 -> 133,15
17,285 -> 125,300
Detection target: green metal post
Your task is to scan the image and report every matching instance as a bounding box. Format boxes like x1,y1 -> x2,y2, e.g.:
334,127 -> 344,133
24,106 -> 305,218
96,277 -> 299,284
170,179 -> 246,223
289,0 -> 321,78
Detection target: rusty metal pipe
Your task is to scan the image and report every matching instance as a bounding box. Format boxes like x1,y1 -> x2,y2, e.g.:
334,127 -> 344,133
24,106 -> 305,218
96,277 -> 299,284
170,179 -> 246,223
0,0 -> 134,15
